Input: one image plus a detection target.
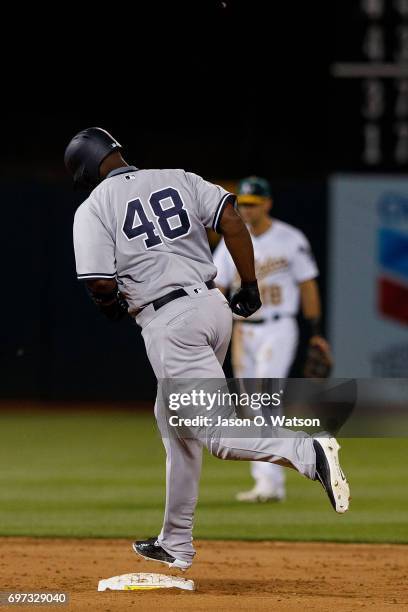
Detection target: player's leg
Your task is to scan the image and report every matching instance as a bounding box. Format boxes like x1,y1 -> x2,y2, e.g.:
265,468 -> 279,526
239,318 -> 299,502
231,321 -> 254,379
201,306 -> 349,513
195,301 -> 317,487
180,296 -> 316,483
231,321 -> 278,498
153,398 -> 204,567
134,290 -> 349,569
246,461 -> 286,501
134,288 -> 232,567
231,323 -> 283,501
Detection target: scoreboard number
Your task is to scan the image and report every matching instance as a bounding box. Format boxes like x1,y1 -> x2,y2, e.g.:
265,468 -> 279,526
332,0 -> 408,169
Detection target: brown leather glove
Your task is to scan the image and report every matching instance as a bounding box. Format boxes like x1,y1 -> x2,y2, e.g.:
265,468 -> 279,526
303,336 -> 333,378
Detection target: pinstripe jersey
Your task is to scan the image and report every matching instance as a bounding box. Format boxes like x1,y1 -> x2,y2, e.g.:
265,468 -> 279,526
73,166 -> 235,312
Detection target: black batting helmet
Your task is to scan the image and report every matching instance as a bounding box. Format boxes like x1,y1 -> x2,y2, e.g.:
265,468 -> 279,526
64,127 -> 122,188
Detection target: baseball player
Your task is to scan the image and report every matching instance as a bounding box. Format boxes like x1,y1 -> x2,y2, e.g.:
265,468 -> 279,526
213,176 -> 332,503
65,128 -> 349,571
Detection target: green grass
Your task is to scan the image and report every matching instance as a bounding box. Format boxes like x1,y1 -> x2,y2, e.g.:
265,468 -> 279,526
0,411 -> 407,542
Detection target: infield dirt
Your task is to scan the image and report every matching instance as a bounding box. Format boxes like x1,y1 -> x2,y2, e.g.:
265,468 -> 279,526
1,538 -> 407,611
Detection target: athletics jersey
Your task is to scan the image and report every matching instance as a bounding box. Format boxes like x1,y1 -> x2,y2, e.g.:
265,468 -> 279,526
213,220 -> 318,319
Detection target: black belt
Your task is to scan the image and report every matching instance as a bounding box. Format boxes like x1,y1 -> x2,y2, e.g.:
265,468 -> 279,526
240,314 -> 289,324
153,280 -> 216,311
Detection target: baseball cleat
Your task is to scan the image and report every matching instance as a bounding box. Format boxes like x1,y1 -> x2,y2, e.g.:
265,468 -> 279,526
132,537 -> 191,571
313,437 -> 350,513
236,485 -> 285,503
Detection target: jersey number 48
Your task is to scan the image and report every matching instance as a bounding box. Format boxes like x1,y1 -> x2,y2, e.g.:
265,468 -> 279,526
122,187 -> 191,249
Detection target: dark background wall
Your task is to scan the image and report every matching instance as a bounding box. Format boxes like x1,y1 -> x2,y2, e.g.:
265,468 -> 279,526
1,1 -> 333,400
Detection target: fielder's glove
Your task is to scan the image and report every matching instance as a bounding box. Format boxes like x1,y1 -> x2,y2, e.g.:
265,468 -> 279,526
229,280 -> 262,318
303,337 -> 333,378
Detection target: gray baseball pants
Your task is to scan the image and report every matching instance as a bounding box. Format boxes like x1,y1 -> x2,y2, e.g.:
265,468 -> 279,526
136,283 -> 316,563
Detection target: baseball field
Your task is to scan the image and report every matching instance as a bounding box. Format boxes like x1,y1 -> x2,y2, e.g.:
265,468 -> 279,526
1,406 -> 407,610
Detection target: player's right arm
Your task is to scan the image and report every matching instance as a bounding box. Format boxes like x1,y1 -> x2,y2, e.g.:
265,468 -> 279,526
73,200 -> 128,321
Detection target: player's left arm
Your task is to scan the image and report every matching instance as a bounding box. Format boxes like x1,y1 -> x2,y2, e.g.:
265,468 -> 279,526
299,278 -> 331,355
299,278 -> 333,377
292,232 -> 333,369
213,239 -> 235,296
186,171 -> 261,317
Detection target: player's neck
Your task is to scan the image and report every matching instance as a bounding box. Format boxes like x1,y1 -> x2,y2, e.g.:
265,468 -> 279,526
99,152 -> 130,179
249,217 -> 273,237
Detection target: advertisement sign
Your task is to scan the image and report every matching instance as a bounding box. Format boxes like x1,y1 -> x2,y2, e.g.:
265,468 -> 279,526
329,175 -> 408,376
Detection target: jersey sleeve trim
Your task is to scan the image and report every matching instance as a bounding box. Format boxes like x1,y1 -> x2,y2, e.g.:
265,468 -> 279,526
212,193 -> 237,233
77,272 -> 117,280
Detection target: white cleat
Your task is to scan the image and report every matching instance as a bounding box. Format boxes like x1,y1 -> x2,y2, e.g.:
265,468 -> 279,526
313,437 -> 350,513
236,486 -> 285,503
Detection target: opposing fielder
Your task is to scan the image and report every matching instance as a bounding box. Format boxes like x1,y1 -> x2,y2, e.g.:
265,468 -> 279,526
65,128 -> 349,571
214,176 -> 332,502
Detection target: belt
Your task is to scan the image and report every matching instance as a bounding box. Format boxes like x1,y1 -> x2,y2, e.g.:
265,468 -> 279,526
240,314 -> 290,324
152,280 -> 216,311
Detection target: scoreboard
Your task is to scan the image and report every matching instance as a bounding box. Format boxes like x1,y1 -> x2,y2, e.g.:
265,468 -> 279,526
332,0 -> 408,171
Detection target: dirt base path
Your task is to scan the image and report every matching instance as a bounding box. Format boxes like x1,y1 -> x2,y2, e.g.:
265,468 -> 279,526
1,538 -> 407,611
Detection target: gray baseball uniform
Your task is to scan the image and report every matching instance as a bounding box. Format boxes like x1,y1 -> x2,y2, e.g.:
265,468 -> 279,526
73,166 -> 232,313
73,166 -> 316,563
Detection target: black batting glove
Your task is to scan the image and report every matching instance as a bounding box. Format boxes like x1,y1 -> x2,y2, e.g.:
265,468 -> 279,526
229,280 -> 262,318
90,288 -> 129,321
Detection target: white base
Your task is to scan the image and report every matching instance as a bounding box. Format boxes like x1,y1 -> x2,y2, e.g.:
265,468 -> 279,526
98,572 -> 195,592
